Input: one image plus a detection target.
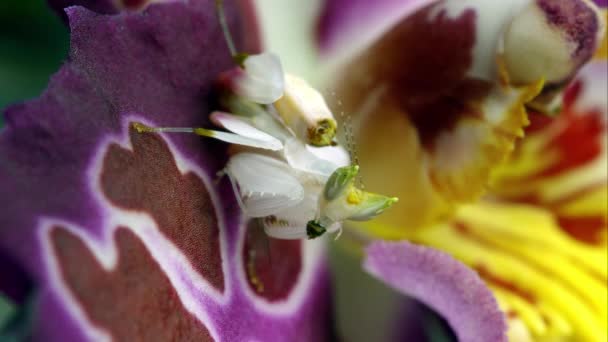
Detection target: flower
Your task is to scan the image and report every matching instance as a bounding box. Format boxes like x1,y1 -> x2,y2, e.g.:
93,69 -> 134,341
1,0 -> 605,341
303,0 -> 607,340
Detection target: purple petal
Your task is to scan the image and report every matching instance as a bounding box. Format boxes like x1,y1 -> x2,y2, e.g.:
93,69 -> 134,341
593,0 -> 607,7
0,1 -> 329,340
364,241 -> 507,342
316,0 -> 435,59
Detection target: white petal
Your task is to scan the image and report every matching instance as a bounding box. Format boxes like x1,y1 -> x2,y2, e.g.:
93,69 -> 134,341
226,153 -> 304,217
211,111 -> 283,148
283,138 -> 340,176
262,216 -> 308,240
206,130 -> 282,150
236,52 -> 285,104
262,187 -> 320,239
306,144 -> 351,168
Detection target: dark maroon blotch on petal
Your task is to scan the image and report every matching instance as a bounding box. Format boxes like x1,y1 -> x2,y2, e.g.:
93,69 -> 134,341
51,226 -> 213,341
242,221 -> 302,301
101,128 -> 224,291
339,4 -> 488,150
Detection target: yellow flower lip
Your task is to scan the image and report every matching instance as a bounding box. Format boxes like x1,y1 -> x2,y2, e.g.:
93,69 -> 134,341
411,203 -> 607,341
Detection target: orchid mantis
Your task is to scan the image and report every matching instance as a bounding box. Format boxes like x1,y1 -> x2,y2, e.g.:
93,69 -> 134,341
134,0 -> 397,239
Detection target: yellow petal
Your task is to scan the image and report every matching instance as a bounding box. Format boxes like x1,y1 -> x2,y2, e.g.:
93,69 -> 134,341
411,202 -> 607,341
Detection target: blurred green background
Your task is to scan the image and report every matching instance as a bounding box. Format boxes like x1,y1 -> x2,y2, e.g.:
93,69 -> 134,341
0,0 -> 69,127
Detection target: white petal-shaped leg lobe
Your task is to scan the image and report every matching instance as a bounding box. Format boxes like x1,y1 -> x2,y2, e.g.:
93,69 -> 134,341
283,138 -> 342,177
210,111 -> 283,149
306,144 -> 351,168
132,122 -> 282,151
226,153 -> 304,217
205,129 -> 283,151
262,183 -> 323,239
236,52 -> 285,104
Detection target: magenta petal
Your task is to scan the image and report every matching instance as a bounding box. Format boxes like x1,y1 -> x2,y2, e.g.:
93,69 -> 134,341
316,0 -> 436,59
364,241 -> 507,342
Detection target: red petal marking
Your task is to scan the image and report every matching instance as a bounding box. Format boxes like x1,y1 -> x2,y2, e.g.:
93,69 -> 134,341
508,77 -> 606,246
557,216 -> 606,245
539,111 -> 604,177
452,223 -> 538,304
242,221 -> 302,301
474,265 -> 537,305
494,185 -> 606,246
563,79 -> 583,110
527,79 -> 605,178
101,128 -> 224,291
526,112 -> 556,133
51,226 -> 213,341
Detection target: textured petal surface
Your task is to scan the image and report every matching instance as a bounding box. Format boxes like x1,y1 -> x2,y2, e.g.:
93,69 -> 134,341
363,241 -> 507,342
0,1 -> 331,341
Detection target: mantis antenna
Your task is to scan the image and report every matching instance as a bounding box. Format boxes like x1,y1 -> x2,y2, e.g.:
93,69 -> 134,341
215,0 -> 237,57
333,91 -> 364,189
215,0 -> 250,65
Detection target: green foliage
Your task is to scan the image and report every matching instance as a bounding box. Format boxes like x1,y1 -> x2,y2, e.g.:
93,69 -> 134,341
0,294 -> 35,342
0,0 -> 70,127
0,295 -> 16,328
